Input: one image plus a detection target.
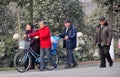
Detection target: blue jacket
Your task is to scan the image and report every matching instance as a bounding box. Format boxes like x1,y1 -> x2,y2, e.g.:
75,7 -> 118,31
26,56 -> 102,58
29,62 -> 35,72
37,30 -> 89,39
60,25 -> 77,49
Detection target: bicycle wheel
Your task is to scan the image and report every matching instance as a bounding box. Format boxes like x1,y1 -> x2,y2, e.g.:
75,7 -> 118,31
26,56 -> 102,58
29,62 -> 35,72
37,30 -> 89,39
14,51 -> 31,73
44,58 -> 55,70
51,54 -> 59,64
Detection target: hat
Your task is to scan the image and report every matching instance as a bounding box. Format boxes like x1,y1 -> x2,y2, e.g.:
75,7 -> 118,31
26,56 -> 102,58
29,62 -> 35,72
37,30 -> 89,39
99,16 -> 106,21
64,18 -> 72,23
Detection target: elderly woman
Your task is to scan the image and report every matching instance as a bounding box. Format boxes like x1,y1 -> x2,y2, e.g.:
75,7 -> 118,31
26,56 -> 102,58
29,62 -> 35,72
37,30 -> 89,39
24,23 -> 40,69
28,20 -> 57,71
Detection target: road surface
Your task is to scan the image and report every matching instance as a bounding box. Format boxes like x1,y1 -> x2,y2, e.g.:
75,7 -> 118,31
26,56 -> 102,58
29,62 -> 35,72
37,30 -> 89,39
0,62 -> 120,77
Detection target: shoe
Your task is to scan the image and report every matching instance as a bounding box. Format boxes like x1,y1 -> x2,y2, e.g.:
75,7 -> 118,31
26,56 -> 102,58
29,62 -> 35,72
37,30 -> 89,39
64,65 -> 72,69
40,69 -> 45,71
54,65 -> 57,69
72,64 -> 78,67
100,66 -> 106,68
109,61 -> 113,67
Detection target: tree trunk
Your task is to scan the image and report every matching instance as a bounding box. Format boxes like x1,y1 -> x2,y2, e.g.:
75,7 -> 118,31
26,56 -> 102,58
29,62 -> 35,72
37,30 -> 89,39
29,0 -> 33,24
108,0 -> 113,27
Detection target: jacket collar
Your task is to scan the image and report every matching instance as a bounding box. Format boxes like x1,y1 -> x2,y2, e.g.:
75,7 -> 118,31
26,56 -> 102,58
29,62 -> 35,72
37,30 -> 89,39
65,25 -> 73,30
40,25 -> 47,30
97,22 -> 109,28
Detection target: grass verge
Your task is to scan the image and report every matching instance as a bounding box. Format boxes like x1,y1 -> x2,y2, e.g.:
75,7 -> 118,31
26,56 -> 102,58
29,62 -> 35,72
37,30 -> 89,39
0,67 -> 15,71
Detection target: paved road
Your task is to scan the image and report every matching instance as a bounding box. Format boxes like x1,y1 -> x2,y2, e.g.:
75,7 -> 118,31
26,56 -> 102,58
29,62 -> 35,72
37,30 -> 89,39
0,62 -> 120,77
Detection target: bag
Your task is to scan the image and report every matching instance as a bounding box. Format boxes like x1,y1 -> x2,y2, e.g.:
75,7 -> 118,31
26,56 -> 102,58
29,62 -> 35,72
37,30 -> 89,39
118,39 -> 120,49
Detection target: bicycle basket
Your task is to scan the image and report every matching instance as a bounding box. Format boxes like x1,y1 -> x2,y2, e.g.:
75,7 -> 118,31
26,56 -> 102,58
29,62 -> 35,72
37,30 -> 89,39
19,40 -> 30,49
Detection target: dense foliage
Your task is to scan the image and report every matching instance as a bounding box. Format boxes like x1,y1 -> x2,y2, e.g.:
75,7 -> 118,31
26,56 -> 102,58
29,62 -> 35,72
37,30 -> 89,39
0,0 -> 84,67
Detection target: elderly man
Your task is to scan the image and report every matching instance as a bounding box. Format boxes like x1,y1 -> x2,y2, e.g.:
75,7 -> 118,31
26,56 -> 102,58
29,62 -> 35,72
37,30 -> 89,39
59,18 -> 78,69
94,16 -> 113,68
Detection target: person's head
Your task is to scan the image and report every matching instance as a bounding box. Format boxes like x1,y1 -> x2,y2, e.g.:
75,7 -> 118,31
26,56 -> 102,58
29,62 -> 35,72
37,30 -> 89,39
99,16 -> 106,25
25,23 -> 33,31
53,32 -> 59,36
38,20 -> 46,28
64,18 -> 72,28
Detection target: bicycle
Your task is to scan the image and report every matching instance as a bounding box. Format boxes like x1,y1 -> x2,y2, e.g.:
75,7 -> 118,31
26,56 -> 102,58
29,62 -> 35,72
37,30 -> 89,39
14,40 -> 56,73
51,49 -> 59,64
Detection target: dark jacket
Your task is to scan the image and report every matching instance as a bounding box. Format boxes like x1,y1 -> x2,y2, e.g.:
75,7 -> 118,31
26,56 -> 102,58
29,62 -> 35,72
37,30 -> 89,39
25,30 -> 40,52
60,25 -> 77,49
94,22 -> 113,46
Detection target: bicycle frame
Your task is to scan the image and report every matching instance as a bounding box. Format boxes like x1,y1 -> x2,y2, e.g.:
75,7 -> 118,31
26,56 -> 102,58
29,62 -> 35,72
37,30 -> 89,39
23,47 -> 40,63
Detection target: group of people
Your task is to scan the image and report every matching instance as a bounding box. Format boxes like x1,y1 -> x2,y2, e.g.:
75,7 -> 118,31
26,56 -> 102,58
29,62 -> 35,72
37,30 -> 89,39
24,19 -> 78,71
24,16 -> 113,71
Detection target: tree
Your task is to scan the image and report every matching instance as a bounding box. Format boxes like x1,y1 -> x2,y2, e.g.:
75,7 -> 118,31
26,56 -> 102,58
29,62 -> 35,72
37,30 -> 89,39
1,0 -> 84,32
29,0 -> 33,24
0,0 -> 85,67
91,0 -> 120,37
0,5 -> 17,60
92,0 -> 120,26
0,0 -> 34,24
32,0 -> 84,32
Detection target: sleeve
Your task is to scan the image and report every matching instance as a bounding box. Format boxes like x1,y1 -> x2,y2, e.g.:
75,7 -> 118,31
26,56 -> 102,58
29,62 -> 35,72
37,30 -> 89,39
58,36 -> 60,41
107,26 -> 113,44
59,29 -> 66,38
29,30 -> 39,37
94,28 -> 98,46
68,27 -> 77,39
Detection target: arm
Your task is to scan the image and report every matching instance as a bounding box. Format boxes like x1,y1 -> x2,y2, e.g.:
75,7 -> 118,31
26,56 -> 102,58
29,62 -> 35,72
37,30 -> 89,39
29,30 -> 39,37
68,27 -> 77,39
93,28 -> 98,46
107,26 -> 113,45
59,29 -> 66,38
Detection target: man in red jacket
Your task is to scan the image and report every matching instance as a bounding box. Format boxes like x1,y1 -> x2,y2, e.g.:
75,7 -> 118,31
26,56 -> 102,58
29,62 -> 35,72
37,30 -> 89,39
28,20 -> 57,71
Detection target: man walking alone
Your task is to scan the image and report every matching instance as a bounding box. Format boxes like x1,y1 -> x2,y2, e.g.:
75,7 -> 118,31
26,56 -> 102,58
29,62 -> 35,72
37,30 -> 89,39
94,16 -> 113,68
